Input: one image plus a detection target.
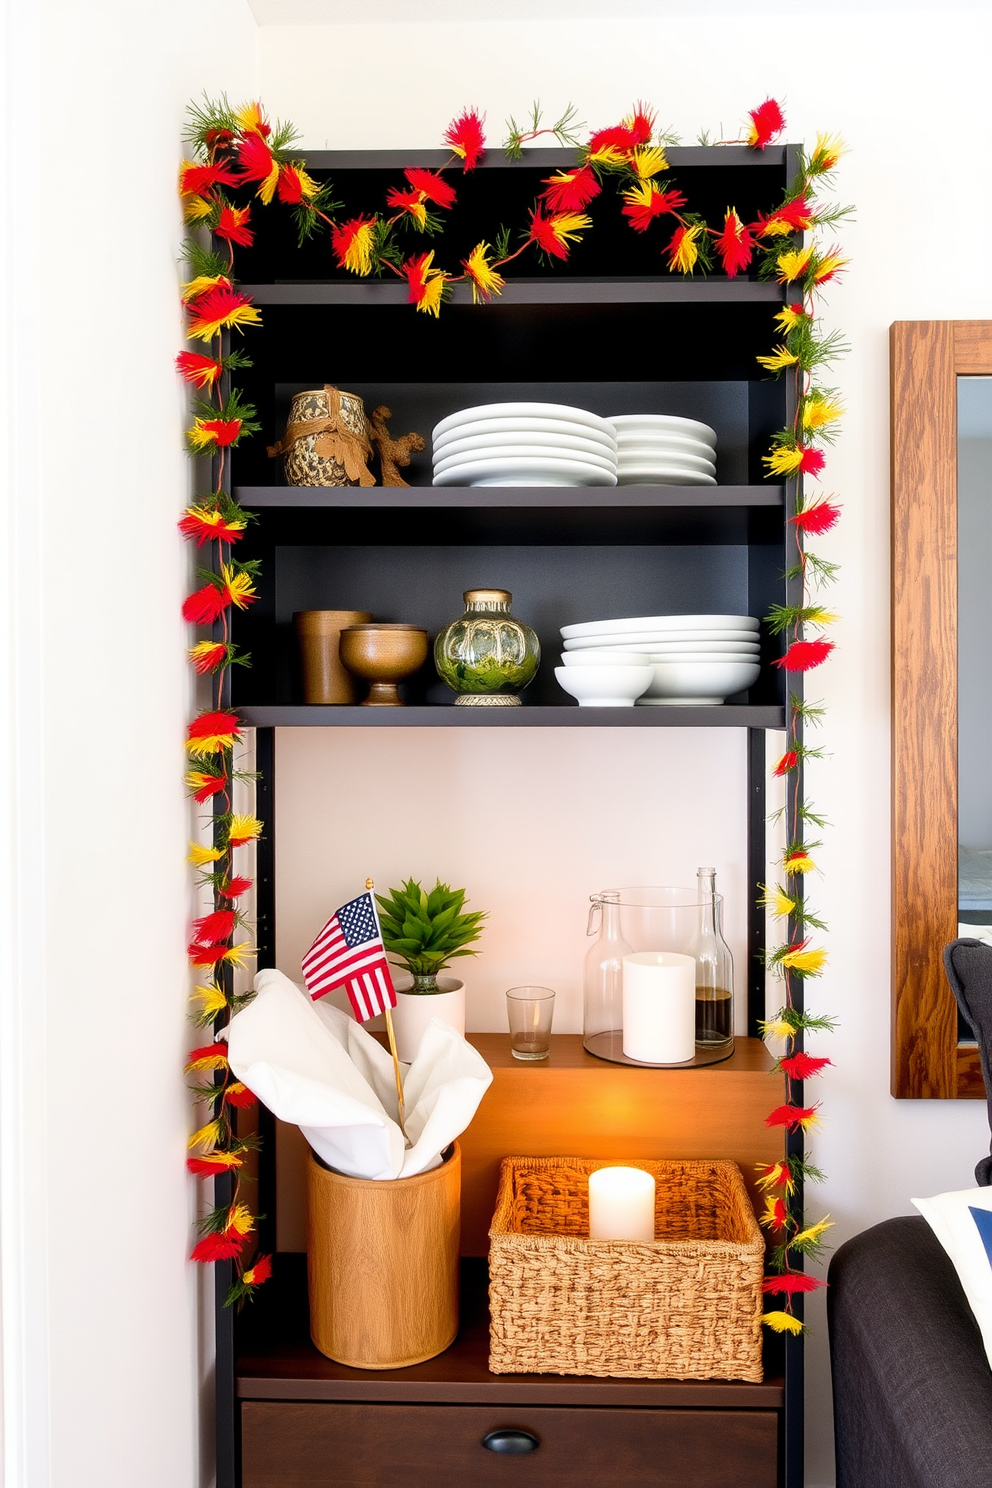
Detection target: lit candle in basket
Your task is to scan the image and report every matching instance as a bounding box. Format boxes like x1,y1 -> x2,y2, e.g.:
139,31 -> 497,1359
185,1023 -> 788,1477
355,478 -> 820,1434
588,1166 -> 656,1242
622,951 -> 696,1064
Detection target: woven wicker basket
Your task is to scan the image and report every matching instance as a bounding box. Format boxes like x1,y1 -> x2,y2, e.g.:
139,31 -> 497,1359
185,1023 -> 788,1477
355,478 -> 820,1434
488,1156 -> 764,1381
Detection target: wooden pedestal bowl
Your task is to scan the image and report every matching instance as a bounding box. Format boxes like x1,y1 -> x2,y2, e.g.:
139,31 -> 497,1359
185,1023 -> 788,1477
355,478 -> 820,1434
339,623 -> 429,706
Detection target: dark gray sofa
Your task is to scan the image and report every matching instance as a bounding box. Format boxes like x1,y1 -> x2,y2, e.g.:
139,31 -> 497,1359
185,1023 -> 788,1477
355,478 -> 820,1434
828,939 -> 992,1486
829,1215 -> 992,1486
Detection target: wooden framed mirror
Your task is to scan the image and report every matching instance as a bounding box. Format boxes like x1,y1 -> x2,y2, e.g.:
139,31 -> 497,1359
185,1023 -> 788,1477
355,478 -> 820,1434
892,320 -> 992,1097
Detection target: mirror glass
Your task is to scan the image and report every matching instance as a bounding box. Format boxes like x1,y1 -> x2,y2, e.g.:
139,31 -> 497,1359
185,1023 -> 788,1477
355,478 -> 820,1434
957,376 -> 992,960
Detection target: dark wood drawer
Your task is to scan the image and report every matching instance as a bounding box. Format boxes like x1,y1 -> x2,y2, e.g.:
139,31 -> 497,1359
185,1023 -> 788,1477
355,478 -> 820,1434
241,1400 -> 778,1488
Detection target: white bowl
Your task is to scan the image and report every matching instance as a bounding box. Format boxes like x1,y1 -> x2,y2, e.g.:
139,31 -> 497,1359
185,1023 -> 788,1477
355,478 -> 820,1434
434,418 -> 616,455
561,614 -> 758,640
434,428 -> 617,464
560,649 -> 650,666
639,658 -> 761,705
554,665 -> 653,707
433,455 -> 617,488
434,443 -> 617,477
434,402 -> 616,442
645,651 -> 760,664
607,414 -> 717,443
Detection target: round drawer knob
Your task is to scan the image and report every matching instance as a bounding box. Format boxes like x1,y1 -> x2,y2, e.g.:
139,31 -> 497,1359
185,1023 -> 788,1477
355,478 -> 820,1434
481,1429 -> 540,1454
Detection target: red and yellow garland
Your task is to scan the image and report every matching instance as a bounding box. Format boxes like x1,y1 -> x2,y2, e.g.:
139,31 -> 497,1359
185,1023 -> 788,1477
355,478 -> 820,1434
179,96 -> 846,1318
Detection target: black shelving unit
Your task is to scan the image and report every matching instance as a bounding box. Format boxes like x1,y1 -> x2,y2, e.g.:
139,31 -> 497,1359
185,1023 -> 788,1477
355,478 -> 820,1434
219,142 -> 804,1488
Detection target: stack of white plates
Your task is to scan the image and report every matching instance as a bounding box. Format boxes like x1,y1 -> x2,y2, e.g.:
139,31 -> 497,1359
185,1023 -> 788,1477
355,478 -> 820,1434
432,403 -> 618,487
560,614 -> 760,705
606,415 -> 717,487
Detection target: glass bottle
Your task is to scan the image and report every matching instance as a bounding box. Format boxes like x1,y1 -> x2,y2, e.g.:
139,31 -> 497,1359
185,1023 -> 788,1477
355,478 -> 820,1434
687,867 -> 734,1048
434,589 -> 540,707
583,890 -> 632,1054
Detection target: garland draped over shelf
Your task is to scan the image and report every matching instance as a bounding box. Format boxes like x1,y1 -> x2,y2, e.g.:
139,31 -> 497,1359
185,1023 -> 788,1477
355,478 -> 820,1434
178,94 -> 848,1321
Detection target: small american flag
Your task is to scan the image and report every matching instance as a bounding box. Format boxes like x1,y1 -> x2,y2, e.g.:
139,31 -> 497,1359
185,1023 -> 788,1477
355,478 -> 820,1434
302,891 -> 397,1021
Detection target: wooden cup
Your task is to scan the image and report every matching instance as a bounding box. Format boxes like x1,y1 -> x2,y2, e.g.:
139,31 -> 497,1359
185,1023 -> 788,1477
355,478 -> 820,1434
294,610 -> 372,704
307,1143 -> 461,1369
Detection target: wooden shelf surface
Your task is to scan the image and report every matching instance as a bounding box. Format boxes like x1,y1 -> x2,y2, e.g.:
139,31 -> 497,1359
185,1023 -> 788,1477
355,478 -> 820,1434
466,1032 -> 771,1072
237,1255 -> 784,1409
235,484 -> 784,510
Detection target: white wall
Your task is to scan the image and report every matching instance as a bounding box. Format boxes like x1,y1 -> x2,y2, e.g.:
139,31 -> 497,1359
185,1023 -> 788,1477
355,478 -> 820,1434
0,3 -> 258,1486
4,4 -> 991,1485
274,728 -> 751,1034
255,10 -> 992,1486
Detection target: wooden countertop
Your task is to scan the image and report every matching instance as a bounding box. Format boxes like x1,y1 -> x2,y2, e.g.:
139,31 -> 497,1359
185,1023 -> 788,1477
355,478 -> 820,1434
237,1255 -> 784,1409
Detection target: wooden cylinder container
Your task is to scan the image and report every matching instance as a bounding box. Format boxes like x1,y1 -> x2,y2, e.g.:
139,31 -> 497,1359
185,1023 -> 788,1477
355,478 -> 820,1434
307,1143 -> 461,1369
294,609 -> 372,704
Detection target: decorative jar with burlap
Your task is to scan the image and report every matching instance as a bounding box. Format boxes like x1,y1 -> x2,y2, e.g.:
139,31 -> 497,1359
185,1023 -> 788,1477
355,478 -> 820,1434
268,385 -> 375,487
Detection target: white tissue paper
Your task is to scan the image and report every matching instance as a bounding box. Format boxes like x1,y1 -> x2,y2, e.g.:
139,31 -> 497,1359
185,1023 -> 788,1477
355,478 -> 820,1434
226,967 -> 493,1180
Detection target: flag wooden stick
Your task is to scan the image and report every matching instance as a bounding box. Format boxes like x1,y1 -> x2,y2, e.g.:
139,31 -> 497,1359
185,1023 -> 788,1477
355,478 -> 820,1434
383,1005 -> 407,1139
367,878 -> 407,1140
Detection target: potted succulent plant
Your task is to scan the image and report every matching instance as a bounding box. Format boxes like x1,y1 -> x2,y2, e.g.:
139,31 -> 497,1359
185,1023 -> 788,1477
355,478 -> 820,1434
376,879 -> 486,1061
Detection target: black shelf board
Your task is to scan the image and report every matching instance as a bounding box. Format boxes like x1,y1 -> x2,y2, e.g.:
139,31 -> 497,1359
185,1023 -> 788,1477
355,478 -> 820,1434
233,486 -> 784,544
236,705 -> 785,729
235,484 -> 783,511
237,1254 -> 785,1408
299,145 -> 788,173
242,279 -> 784,308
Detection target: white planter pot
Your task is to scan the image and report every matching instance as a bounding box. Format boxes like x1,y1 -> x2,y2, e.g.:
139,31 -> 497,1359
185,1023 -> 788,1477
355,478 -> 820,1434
391,977 -> 466,1063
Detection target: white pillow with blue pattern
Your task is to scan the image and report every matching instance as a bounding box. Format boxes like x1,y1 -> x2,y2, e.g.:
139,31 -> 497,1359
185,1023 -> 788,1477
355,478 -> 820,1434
913,1186 -> 992,1366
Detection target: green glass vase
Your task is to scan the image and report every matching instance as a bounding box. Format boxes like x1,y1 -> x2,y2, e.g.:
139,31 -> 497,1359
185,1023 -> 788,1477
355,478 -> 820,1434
434,588 -> 540,707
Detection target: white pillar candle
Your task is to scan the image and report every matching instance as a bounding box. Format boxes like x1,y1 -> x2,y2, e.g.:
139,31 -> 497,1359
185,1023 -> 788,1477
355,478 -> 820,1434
622,951 -> 696,1064
588,1166 -> 656,1241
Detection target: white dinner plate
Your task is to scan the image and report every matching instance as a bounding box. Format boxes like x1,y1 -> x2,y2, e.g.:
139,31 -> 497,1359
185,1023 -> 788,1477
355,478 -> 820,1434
616,435 -> 715,453
642,650 -> 760,662
561,614 -> 758,640
434,444 -> 617,477
562,632 -> 759,651
433,455 -> 617,488
617,450 -> 716,474
433,428 -> 618,465
632,641 -> 761,657
608,414 -> 718,442
617,468 -> 718,486
563,637 -> 759,653
434,402 -> 616,442
615,438 -> 716,461
437,437 -> 615,473
614,428 -> 715,446
433,417 -> 617,454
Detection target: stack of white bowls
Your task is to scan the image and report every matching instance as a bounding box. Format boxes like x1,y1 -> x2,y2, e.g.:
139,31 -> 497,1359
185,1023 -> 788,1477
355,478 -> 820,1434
559,614 -> 760,705
432,402 -> 618,487
606,415 -> 717,486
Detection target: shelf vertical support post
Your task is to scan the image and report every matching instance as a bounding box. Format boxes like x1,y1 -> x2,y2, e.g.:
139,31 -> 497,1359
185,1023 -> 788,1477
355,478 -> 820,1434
747,728 -> 766,1038
212,325 -> 238,1488
781,139 -> 806,1488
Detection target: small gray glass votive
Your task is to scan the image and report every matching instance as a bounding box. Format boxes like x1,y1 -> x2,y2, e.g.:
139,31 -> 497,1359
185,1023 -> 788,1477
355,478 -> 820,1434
506,986 -> 556,1061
